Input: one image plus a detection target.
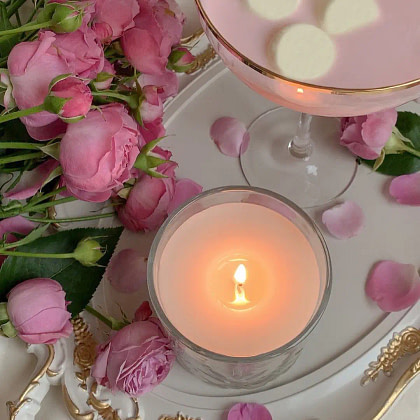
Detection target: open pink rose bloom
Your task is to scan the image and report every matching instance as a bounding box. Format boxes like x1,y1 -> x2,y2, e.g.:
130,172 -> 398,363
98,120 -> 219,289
340,109 -> 397,159
91,302 -> 175,396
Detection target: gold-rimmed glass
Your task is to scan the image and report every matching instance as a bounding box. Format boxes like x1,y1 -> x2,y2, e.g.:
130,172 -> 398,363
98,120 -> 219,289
195,1 -> 420,207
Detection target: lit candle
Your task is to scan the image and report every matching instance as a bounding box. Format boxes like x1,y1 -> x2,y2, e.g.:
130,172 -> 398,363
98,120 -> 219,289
151,189 -> 329,359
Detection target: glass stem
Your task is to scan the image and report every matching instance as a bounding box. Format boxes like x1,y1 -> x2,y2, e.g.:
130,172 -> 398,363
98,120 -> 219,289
288,113 -> 313,159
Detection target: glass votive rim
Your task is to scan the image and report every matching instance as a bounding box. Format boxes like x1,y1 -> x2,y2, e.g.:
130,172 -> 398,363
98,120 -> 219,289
147,186 -> 332,364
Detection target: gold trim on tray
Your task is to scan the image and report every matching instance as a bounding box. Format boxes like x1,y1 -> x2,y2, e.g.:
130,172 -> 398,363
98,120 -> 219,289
181,29 -> 204,46
159,414 -> 201,420
361,327 -> 420,386
7,344 -> 56,420
185,45 -> 216,75
8,319 -> 420,419
372,356 -> 420,420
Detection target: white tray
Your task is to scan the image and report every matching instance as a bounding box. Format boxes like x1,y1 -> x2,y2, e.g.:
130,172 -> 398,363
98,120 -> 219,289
95,60 -> 420,419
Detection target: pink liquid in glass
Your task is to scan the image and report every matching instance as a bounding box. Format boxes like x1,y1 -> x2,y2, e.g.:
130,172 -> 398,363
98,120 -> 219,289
201,0 -> 420,88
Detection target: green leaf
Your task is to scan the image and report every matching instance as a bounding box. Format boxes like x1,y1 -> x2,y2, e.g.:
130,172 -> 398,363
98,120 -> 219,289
0,227 -> 123,316
361,112 -> 420,175
0,3 -> 19,59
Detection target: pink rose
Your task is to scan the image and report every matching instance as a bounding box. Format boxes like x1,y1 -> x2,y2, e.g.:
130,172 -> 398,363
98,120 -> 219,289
7,278 -> 73,344
138,70 -> 179,101
139,118 -> 165,143
26,119 -> 67,141
60,104 -> 142,202
121,0 -> 184,75
92,59 -> 115,90
49,76 -> 92,120
117,150 -> 203,231
139,86 -> 163,124
134,0 -> 184,56
49,24 -> 104,79
91,301 -> 175,397
121,27 -> 168,75
7,31 -> 70,129
93,0 -> 139,42
117,149 -> 176,231
0,216 -> 35,266
340,109 -> 398,160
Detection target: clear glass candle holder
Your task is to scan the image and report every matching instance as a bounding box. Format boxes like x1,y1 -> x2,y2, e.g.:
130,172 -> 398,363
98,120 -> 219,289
147,187 -> 332,389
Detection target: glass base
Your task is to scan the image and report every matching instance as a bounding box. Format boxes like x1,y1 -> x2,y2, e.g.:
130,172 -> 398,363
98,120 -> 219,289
240,108 -> 358,208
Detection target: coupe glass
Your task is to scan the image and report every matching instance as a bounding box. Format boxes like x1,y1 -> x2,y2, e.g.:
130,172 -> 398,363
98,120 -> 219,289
195,1 -> 420,207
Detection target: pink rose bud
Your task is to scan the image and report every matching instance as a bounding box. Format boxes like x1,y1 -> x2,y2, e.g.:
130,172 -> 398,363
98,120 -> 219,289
73,238 -> 105,267
49,3 -> 84,33
92,59 -> 115,90
91,301 -> 175,397
168,47 -> 195,73
45,76 -> 92,122
0,69 -> 16,110
6,278 -> 73,344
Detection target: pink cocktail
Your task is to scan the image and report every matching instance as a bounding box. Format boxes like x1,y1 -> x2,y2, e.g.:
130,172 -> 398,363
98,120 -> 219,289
196,0 -> 420,206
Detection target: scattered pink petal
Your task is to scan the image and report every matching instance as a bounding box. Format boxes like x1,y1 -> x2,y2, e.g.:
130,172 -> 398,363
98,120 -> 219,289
106,249 -> 147,293
210,117 -> 250,157
322,201 -> 365,239
389,173 -> 420,206
5,160 -> 60,200
228,403 -> 272,420
167,178 -> 203,214
366,261 -> 420,312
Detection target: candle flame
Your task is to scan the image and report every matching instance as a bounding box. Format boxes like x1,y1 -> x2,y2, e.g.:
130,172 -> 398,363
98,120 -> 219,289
233,264 -> 249,305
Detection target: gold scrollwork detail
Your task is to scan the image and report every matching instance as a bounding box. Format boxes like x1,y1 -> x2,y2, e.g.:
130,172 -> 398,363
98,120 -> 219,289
7,344 -> 55,420
181,29 -> 204,46
160,414 -> 201,420
361,327 -> 420,386
372,356 -> 420,420
68,316 -> 143,420
185,45 -> 216,75
72,317 -> 98,391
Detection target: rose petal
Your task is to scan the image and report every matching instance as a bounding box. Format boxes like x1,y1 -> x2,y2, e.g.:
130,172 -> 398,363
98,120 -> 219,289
167,178 -> 203,214
228,403 -> 272,420
366,261 -> 420,312
5,160 -> 60,200
210,117 -> 250,157
106,249 -> 147,293
134,301 -> 152,322
389,173 -> 420,206
361,109 -> 398,148
322,201 -> 365,239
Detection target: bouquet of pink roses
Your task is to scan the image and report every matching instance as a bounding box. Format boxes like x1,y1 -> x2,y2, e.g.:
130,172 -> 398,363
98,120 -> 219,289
0,0 -> 201,230
0,0 -> 204,399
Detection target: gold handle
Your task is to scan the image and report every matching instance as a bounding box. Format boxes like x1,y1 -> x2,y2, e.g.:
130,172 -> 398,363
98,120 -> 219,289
372,357 -> 420,420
